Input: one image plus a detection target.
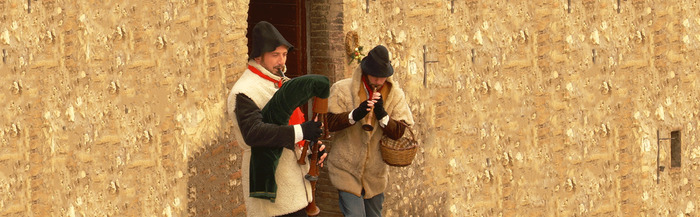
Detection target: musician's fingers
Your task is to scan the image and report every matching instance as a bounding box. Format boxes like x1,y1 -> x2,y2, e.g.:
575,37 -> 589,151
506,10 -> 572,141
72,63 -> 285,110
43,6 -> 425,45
367,100 -> 376,108
313,115 -> 319,122
319,144 -> 325,152
318,153 -> 328,166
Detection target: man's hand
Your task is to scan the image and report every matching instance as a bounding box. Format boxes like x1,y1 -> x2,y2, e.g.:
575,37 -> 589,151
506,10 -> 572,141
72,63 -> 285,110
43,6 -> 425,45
373,95 -> 387,120
301,120 -> 323,141
303,141 -> 328,167
317,143 -> 327,167
351,100 -> 372,121
352,91 -> 382,122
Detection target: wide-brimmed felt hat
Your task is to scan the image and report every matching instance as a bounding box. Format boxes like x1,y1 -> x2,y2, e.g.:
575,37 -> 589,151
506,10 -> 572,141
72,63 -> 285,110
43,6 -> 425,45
250,21 -> 294,59
361,45 -> 394,77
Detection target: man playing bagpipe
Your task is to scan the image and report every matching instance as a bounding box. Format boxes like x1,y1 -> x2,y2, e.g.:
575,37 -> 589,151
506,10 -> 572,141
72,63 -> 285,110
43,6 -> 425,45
227,21 -> 329,217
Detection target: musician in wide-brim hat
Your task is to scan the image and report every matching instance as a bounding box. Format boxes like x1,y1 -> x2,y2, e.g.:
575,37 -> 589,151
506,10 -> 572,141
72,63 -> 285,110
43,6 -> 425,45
325,45 -> 415,216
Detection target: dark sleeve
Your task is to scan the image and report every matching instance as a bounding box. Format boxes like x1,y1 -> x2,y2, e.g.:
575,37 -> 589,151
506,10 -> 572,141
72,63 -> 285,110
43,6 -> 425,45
326,112 -> 353,132
235,94 -> 295,149
381,119 -> 407,140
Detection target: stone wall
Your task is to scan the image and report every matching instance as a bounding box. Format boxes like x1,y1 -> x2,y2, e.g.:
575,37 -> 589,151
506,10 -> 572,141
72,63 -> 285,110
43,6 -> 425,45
1,0 -> 699,216
0,0 -> 249,216
342,0 -> 699,216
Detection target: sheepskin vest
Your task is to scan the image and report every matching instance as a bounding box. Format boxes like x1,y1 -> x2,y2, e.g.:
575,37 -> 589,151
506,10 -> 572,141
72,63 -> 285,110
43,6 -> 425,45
327,67 -> 414,199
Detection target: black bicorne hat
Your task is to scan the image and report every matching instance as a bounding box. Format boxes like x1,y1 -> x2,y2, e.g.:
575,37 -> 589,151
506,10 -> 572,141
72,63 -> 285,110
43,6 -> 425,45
361,45 -> 394,77
250,21 -> 294,59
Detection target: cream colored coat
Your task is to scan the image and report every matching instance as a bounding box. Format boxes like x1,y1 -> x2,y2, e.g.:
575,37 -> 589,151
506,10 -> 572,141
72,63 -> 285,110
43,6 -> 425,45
227,60 -> 312,216
327,67 -> 414,199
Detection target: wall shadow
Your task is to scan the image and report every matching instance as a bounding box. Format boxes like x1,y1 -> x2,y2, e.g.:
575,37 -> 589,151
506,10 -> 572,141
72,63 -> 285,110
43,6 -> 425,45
187,136 -> 245,216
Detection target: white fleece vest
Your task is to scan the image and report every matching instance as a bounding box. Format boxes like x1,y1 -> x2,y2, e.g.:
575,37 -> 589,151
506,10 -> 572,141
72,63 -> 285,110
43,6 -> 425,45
226,61 -> 312,217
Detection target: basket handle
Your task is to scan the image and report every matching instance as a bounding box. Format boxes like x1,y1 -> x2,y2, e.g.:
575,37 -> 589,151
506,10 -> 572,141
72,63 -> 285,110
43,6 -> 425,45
397,120 -> 416,143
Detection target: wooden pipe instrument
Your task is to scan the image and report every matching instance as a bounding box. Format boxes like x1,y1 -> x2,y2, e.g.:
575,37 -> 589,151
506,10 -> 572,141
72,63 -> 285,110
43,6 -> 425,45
297,97 -> 329,216
361,87 -> 378,131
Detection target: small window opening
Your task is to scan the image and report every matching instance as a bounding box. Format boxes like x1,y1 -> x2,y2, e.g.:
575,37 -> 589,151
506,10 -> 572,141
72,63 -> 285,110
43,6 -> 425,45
671,131 -> 681,168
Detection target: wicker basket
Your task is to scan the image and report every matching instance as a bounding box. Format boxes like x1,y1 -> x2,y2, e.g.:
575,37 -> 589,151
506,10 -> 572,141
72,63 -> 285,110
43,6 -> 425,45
380,122 -> 418,167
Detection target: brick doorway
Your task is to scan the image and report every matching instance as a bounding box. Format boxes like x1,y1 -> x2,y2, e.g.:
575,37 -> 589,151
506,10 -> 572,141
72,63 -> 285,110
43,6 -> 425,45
244,0 -> 346,216
306,0 -> 346,216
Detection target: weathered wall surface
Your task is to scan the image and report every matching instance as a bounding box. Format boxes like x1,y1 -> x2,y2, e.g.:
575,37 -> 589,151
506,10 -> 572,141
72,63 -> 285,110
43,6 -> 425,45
2,0 -> 699,216
342,0 -> 699,216
0,0 -> 249,216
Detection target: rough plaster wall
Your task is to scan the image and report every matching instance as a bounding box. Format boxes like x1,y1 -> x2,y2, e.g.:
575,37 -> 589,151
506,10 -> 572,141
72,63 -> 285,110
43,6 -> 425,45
0,0 -> 249,216
2,0 -> 699,216
344,0 -> 699,216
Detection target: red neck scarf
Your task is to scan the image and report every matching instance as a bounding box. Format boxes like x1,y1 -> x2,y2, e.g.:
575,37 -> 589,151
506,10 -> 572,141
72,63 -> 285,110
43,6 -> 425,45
248,64 -> 284,88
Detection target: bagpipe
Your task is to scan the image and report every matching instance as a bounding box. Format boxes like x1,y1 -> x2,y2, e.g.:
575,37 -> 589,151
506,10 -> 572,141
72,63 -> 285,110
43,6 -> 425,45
295,96 -> 329,216
251,74 -> 330,216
